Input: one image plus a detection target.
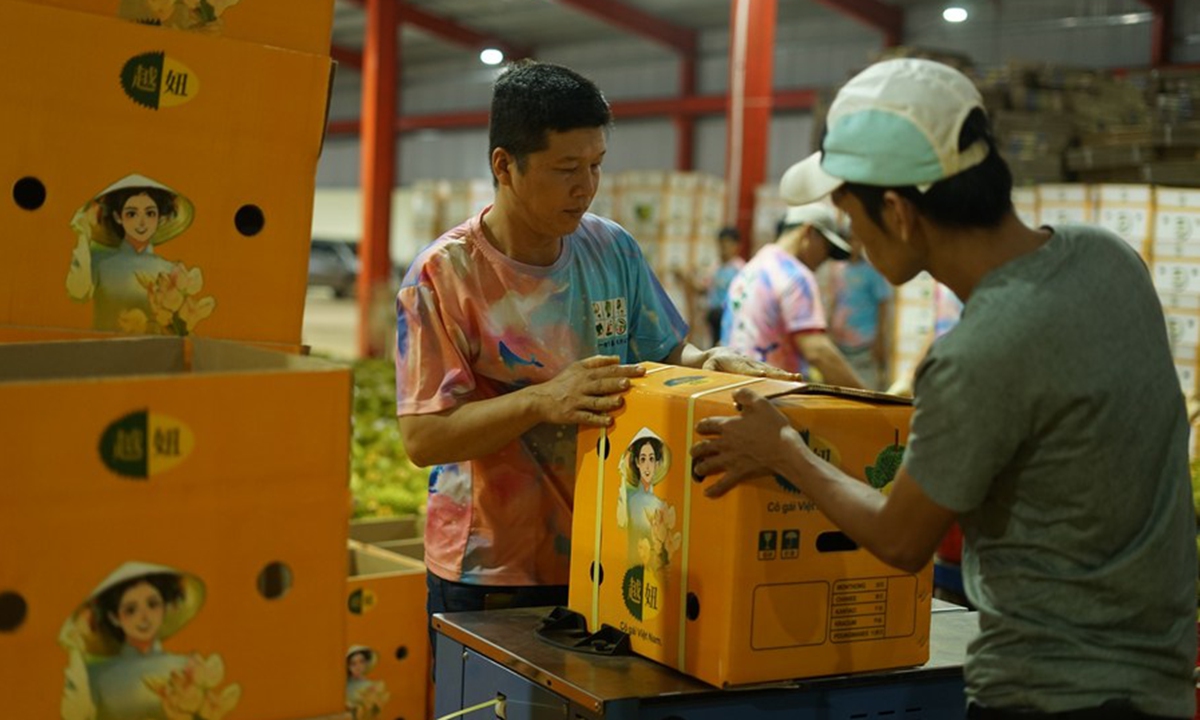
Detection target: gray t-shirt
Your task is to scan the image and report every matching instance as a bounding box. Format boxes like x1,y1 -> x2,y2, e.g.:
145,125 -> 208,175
904,224 -> 1196,716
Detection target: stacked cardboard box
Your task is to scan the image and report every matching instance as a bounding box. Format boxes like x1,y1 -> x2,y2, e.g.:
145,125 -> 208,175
440,179 -> 494,236
1065,66 -> 1200,188
1094,184 -> 1155,263
752,183 -> 788,253
0,337 -> 352,719
1,1 -> 334,346
889,272 -> 938,389
1150,188 -> 1200,420
345,537 -> 429,720
1012,187 -> 1039,227
0,3 -> 364,718
1036,183 -> 1095,226
605,170 -> 729,340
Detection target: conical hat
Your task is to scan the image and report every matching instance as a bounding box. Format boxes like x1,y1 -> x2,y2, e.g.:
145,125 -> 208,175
623,427 -> 670,488
61,560 -> 206,659
71,173 -> 195,249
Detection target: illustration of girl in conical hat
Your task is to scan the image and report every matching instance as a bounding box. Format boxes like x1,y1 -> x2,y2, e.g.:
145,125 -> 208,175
344,645 -> 390,720
616,429 -> 680,570
66,174 -> 215,336
117,0 -> 243,33
58,561 -> 241,720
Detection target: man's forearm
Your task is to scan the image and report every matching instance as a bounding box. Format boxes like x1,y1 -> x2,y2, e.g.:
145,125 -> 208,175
799,333 -> 865,388
399,389 -> 544,467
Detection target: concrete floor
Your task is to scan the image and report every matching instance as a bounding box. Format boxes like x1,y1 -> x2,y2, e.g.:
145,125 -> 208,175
301,287 -> 359,361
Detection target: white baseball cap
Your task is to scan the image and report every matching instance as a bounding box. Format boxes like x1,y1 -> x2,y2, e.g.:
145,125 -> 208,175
780,58 -> 990,205
781,203 -> 852,259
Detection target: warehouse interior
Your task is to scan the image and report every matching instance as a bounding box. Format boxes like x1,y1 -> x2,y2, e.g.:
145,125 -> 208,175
3,2 -> 1200,719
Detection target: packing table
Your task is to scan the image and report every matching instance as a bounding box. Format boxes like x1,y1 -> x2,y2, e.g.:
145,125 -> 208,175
432,601 -> 975,720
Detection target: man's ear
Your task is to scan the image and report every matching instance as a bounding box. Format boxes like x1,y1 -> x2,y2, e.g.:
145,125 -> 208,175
491,147 -> 515,187
881,191 -> 918,244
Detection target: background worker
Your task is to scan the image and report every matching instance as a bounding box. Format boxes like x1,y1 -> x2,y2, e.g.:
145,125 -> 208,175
723,203 -> 866,388
822,234 -> 893,390
693,58 -> 1196,720
675,226 -> 745,348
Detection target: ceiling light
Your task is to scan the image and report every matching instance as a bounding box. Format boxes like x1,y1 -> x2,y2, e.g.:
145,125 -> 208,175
479,48 -> 504,65
943,6 -> 968,22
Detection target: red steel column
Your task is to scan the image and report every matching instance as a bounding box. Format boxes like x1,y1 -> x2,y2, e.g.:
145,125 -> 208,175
725,0 -> 775,257
675,54 -> 696,171
357,0 -> 399,358
1141,0 -> 1174,67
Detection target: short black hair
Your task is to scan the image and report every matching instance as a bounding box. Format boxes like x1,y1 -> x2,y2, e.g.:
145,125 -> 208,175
488,60 -> 612,178
717,226 -> 740,242
841,108 -> 1014,230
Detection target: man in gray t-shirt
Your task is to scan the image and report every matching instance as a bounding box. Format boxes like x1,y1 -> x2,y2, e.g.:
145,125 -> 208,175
692,58 -> 1196,719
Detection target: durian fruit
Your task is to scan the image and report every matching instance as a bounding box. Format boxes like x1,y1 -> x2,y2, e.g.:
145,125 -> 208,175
866,430 -> 904,490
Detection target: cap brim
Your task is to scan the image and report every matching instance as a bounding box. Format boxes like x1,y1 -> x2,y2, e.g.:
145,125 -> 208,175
815,226 -> 852,259
780,152 -> 843,206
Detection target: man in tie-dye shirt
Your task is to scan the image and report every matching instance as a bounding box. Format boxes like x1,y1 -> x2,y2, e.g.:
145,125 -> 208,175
723,203 -> 866,387
395,61 -> 783,636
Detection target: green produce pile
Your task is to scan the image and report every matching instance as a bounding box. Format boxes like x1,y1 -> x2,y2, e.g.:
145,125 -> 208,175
349,357 -> 429,519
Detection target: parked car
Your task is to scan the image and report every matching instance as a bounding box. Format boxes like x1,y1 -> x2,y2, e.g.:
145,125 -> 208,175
308,238 -> 359,298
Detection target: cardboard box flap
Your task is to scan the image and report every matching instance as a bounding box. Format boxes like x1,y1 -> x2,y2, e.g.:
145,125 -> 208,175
348,539 -> 425,578
637,362 -> 804,400
777,383 -> 914,406
0,336 -> 343,382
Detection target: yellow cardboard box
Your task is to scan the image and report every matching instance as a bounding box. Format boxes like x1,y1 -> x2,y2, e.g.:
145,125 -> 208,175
16,0 -> 335,55
1,0 -> 332,346
346,541 -> 430,720
569,363 -> 931,687
0,336 -> 351,719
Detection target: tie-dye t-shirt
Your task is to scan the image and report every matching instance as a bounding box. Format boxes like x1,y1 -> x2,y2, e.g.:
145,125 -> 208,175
722,243 -> 826,375
395,209 -> 688,586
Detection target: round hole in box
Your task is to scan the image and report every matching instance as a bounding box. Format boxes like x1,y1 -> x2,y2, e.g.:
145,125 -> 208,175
234,204 -> 265,237
588,561 -> 604,585
394,645 -> 408,661
13,177 -> 46,211
0,592 -> 28,632
256,562 -> 293,600
596,435 -> 610,460
686,592 -> 700,621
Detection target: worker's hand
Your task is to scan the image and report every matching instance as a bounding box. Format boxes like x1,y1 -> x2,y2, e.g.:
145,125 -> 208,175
700,346 -> 799,381
692,388 -> 808,498
529,355 -> 645,427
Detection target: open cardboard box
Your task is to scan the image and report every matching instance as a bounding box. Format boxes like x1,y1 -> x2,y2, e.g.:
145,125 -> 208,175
2,0 -> 333,347
350,516 -> 426,563
569,363 -> 931,687
346,540 -> 430,720
0,336 -> 351,718
15,0 -> 335,55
